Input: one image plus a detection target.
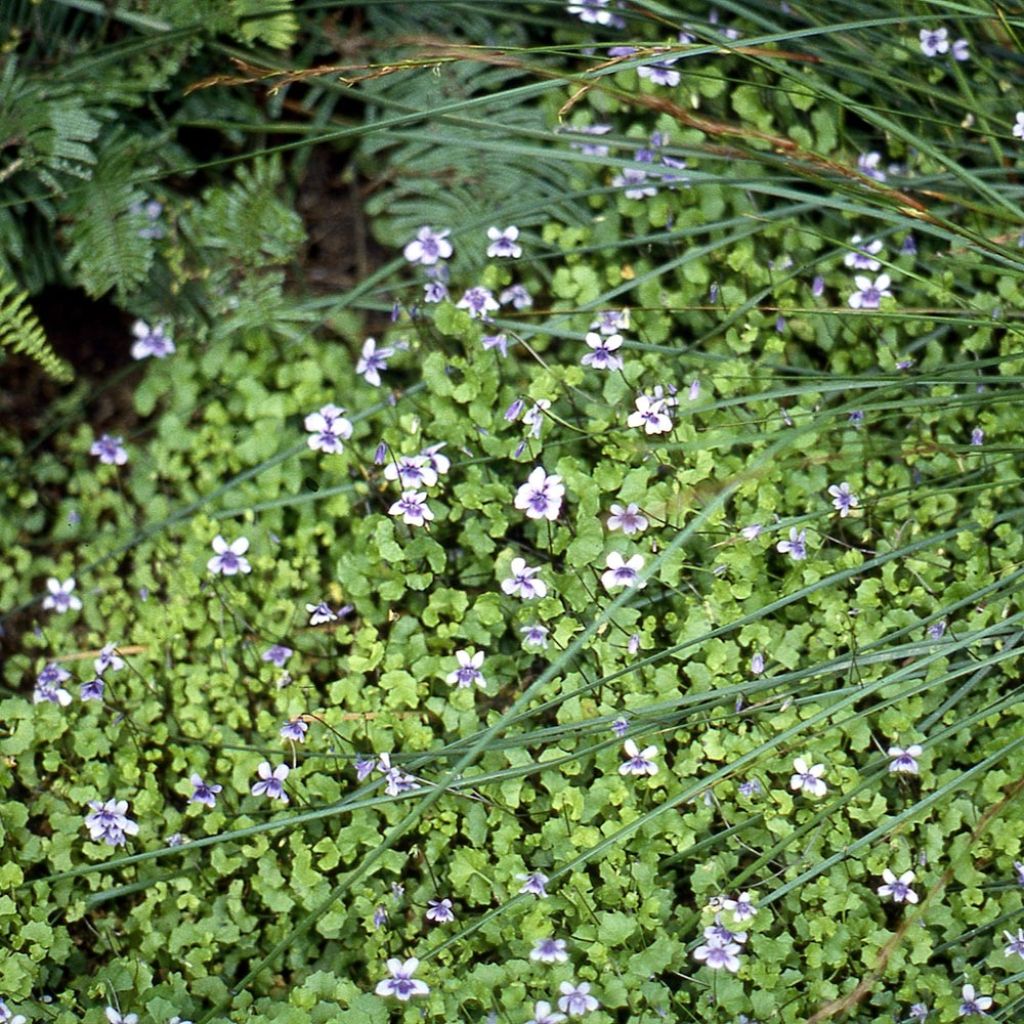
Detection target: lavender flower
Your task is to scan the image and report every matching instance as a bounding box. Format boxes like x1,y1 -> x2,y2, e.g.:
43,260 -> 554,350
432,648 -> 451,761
500,284 -> 533,309
952,38 -> 969,61
843,235 -> 883,272
94,643 -> 125,675
592,309 -> 629,335
776,528 -> 807,561
581,331 -> 624,371
424,280 -> 448,303
627,394 -> 672,434
90,434 -> 128,466
828,482 -> 859,517
627,633 -> 640,655
456,286 -> 499,320
531,937 -> 569,963
447,649 -> 487,689
857,152 -> 887,182
377,753 -> 421,796
1015,861 -> 1024,885
356,338 -> 393,387
281,718 -> 309,742
523,399 -> 550,439
404,226 -> 452,265
919,27 -> 949,57
812,275 -> 825,297
84,798 -> 139,846
958,984 -> 992,1016
877,868 -> 918,904
518,871 -> 550,898
34,662 -> 73,705
565,122 -> 612,157
638,59 -> 680,87
420,442 -> 450,476
607,503 -> 648,535
251,762 -> 290,803
502,558 -> 547,600
1003,928 -> 1024,960
567,0 -> 613,26
189,773 -> 222,808
790,757 -> 827,798
80,678 -> 105,702
426,898 -> 455,923
482,333 -> 509,356
557,981 -> 599,1017
383,455 -> 438,490
105,1009 -> 138,1024
611,717 -> 629,738
723,891 -> 757,923
740,523 -> 763,540
373,904 -> 388,928
613,167 -> 657,200
355,756 -> 376,781
693,934 -> 742,972
909,1005 -> 929,1022
739,779 -> 762,797
306,601 -> 337,625
970,427 -> 984,446
601,552 -> 645,591
0,999 -> 26,1024
262,644 -> 293,668
520,624 -> 549,648
207,535 -> 251,576
849,409 -> 865,427
928,620 -> 947,640
1014,112 -> 1024,140
848,274 -> 893,309
514,467 -> 565,521
619,739 -> 659,776
375,957 -> 429,1000
42,576 -> 82,614
750,652 -> 765,676
130,320 -> 175,359
527,1002 -> 566,1024
486,226 -> 522,258
888,744 -> 922,774
389,491 -> 434,527
304,404 -> 353,454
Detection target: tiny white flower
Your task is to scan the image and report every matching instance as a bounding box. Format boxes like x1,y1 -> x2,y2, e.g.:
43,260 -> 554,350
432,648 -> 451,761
877,868 -> 918,904
620,739 -> 659,776
42,576 -> 82,614
207,535 -> 252,576
601,552 -> 646,591
375,957 -> 430,1000
790,757 -> 828,798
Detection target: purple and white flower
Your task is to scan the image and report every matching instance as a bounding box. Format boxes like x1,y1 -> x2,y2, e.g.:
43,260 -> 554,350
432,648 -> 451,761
207,535 -> 251,576
304,404 -> 354,454
104,1008 -> 138,1024
1013,112 -> 1024,140
456,286 -> 499,320
486,226 -> 521,258
84,798 -> 139,846
383,455 -> 438,490
566,0 -> 613,26
95,643 -> 125,675
619,739 -> 659,776
375,957 -> 430,1000
581,331 -> 624,371
607,503 -> 648,535
952,38 -> 969,61
502,558 -> 547,600
281,718 -> 309,742
693,933 -> 742,972
601,552 -> 645,591
251,762 -> 290,803
857,151 -> 887,182
262,644 -> 293,668
356,338 -> 393,387
888,744 -> 923,774
627,394 -> 672,434
723,891 -> 757,923
843,235 -> 884,272
130,320 -> 175,359
420,442 -> 451,476
90,434 -> 128,466
426,898 -> 455,924
404,227 -> 452,265
527,1002 -> 566,1024
0,999 -> 27,1024
958,983 -> 992,1016
638,58 -> 680,87
557,981 -> 599,1018
189,773 -> 222,808
1003,928 -> 1024,960
613,167 -> 657,200
877,868 -> 918,904
523,399 -> 551,439
447,649 -> 487,689
828,482 -> 859,517
521,624 -> 549,648
741,523 -> 763,541
389,490 -> 434,527
790,757 -> 827,798
776,528 -> 807,561
919,27 -> 949,57
531,937 -> 569,963
34,662 -> 73,706
306,601 -> 337,626
518,871 -> 550,897
80,678 -> 105,701
848,274 -> 893,309
482,333 -> 509,356
42,577 -> 82,614
500,284 -> 533,309
377,753 -> 421,796
514,467 -> 565,521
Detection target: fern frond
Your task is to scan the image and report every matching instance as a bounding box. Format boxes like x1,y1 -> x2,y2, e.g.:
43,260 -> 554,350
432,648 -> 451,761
0,271 -> 73,383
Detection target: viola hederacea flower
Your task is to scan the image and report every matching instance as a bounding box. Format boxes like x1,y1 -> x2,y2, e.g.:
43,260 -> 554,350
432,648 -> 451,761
952,38 -> 969,61
1003,928 -> 1024,960
607,503 -> 648,535
84,798 -> 139,847
0,999 -> 26,1024
750,652 -> 765,675
500,284 -> 533,309
740,523 -> 763,540
611,717 -> 629,738
723,891 -> 757,923
580,331 -> 624,371
373,904 -> 388,928
565,122 -> 612,157
304,405 -> 354,454
389,491 -> 434,527
166,832 -> 186,847
189,773 -> 222,808
482,333 -> 509,356
514,467 -> 565,521
531,937 -> 569,963
424,280 -> 448,303
105,1008 -> 138,1024
619,739 -> 659,776
523,399 -> 551,439
843,235 -> 884,272
251,762 -> 290,803
602,552 -> 646,591
420,442 -> 450,476
739,779 -> 762,797
1013,112 -> 1024,140
909,1005 -> 929,1022
527,1001 -> 566,1024
518,871 -> 550,897
970,427 -> 984,446
94,643 -> 125,675
306,601 -> 337,626
928,620 -> 947,640
919,26 -> 949,57
37,662 -> 70,688
888,744 -> 923,774
80,678 -> 105,702
356,338 -> 393,387
521,624 -> 549,648
613,167 -> 657,200
486,225 -> 522,258
90,433 -> 128,466
627,633 -> 641,654
877,868 -> 918,904
705,919 -> 747,945
378,754 -> 421,797
790,757 -> 828,798
447,649 -> 487,689
627,394 -> 672,434
638,58 -> 680,87
958,983 -> 993,1016
42,576 -> 82,614
557,981 -> 599,1018
383,455 -> 438,490
505,398 -> 525,422
592,309 -> 630,335
857,151 -> 887,182
456,286 -> 499,320
1014,860 -> 1024,886
425,898 -> 455,923
693,933 -> 742,972
566,0 -> 613,25
34,664 -> 73,705
130,320 -> 175,359
374,442 -> 389,466
355,756 -> 376,781
848,273 -> 893,309
207,535 -> 251,576
262,644 -> 293,668
281,718 -> 309,742
828,481 -> 859,517
375,957 -> 430,1000
776,528 -> 807,561
404,226 -> 452,265
811,274 -> 826,297
502,558 -> 547,600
